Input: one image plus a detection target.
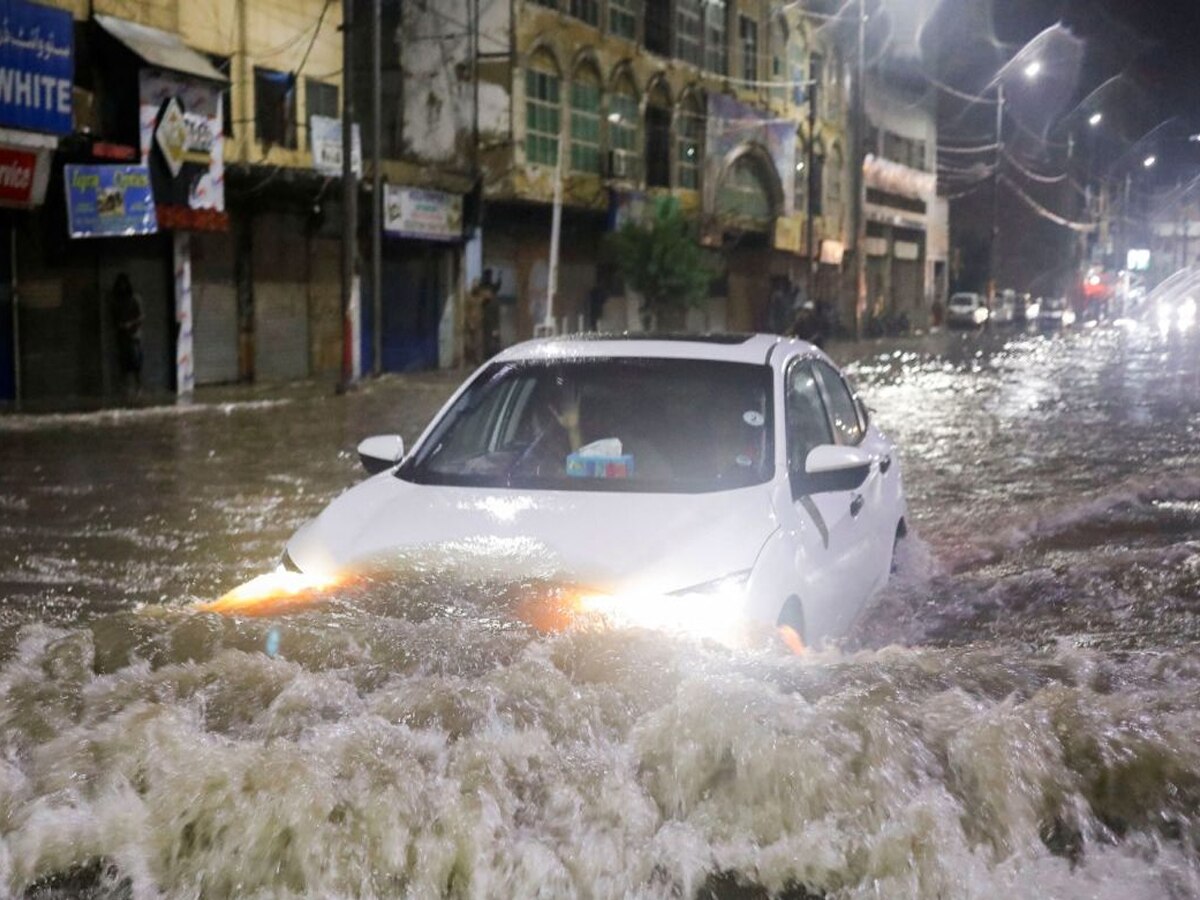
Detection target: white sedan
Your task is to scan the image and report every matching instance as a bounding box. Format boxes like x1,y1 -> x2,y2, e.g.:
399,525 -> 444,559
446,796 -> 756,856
250,335 -> 907,648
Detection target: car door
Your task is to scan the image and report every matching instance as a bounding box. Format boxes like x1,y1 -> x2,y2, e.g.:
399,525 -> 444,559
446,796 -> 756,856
776,357 -> 877,640
812,359 -> 894,602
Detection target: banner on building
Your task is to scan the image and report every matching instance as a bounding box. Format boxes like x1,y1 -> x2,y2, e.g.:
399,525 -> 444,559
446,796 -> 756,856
64,164 -> 157,238
139,68 -> 227,231
310,114 -> 362,178
864,154 -> 937,201
384,185 -> 463,241
705,94 -> 797,217
0,0 -> 73,135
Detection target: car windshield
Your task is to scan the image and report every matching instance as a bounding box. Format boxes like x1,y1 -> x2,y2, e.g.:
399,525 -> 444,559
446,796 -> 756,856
949,295 -> 976,307
401,357 -> 775,494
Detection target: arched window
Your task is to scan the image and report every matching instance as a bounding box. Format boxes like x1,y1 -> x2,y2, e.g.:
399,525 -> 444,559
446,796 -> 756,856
525,51 -> 561,166
608,74 -> 639,169
570,63 -> 602,174
677,91 -> 703,190
645,80 -> 671,187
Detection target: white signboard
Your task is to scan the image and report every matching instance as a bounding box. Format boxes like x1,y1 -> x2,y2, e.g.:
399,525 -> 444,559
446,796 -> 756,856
384,185 -> 463,241
310,114 -> 361,178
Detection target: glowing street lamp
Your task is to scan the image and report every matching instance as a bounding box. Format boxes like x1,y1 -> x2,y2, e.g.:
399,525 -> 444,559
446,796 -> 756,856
1024,60 -> 1042,80
1143,155 -> 1157,169
1088,112 -> 1103,127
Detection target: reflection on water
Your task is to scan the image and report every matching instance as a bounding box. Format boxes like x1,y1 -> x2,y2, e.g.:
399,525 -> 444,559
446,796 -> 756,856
1,326 -> 1198,898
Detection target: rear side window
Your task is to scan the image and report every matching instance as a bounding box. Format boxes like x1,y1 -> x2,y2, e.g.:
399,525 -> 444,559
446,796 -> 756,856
813,360 -> 865,445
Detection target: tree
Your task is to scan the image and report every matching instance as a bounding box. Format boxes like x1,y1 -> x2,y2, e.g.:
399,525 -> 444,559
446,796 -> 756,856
607,196 -> 715,330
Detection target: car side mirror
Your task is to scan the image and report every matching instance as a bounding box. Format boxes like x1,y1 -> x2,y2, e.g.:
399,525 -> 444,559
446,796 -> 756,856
792,444 -> 871,497
357,435 -> 405,474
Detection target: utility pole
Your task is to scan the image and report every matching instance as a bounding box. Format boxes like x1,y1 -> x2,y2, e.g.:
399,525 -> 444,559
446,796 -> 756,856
545,137 -> 564,334
371,0 -> 382,377
806,70 -> 818,307
340,0 -> 357,391
851,0 -> 867,339
989,81 -> 1004,306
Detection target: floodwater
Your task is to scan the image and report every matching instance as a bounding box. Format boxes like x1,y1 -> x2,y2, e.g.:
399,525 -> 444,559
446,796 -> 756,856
1,322 -> 1198,899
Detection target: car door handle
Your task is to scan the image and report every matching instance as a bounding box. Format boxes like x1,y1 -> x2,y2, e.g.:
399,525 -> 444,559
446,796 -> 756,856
850,494 -> 865,517
879,455 -> 892,474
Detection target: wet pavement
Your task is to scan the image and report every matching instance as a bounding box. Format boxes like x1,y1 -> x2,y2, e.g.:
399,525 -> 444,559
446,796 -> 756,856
1,321 -> 1199,898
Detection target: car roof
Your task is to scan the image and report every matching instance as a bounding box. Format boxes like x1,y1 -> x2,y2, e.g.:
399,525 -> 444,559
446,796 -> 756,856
492,333 -> 824,368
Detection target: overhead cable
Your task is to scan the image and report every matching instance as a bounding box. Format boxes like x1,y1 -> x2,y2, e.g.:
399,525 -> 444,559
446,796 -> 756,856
999,174 -> 1096,232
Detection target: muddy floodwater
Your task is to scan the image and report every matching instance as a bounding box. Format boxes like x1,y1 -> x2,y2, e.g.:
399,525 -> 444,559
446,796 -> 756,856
1,322 -> 1199,899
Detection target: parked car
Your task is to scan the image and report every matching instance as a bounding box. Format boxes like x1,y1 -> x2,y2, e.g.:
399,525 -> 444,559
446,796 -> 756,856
947,292 -> 989,329
1038,297 -> 1076,330
990,290 -> 1018,326
215,335 -> 909,650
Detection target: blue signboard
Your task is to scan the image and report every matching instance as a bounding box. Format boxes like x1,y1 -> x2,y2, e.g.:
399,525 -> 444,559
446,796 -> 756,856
0,0 -> 74,135
65,164 -> 157,238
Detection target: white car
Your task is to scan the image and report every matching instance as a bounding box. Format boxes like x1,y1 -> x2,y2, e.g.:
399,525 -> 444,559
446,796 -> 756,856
946,292 -> 989,328
270,335 -> 908,648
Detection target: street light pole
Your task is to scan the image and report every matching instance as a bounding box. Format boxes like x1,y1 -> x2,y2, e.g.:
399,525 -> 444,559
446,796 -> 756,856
989,81 -> 1005,305
340,0 -> 357,391
806,69 -> 818,307
851,0 -> 867,339
371,0 -> 382,378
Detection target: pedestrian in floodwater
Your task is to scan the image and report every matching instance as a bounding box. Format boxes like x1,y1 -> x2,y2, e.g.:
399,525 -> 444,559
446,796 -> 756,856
110,273 -> 143,397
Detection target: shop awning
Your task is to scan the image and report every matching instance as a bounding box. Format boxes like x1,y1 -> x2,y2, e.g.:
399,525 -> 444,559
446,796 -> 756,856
94,15 -> 229,83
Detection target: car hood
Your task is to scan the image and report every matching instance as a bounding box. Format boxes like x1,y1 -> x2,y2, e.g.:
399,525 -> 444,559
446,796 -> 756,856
286,474 -> 780,594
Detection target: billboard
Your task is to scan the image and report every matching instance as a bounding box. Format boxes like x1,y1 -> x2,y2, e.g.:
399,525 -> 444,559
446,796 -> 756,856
64,164 -> 157,238
0,0 -> 73,135
139,68 -> 226,230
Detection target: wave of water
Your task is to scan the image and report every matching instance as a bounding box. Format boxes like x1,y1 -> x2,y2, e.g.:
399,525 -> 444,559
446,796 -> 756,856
2,585 -> 1199,899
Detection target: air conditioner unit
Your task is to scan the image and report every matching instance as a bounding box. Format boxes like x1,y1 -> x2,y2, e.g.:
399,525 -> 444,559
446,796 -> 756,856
607,149 -> 634,180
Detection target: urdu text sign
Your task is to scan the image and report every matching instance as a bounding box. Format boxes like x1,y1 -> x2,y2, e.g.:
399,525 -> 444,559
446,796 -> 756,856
0,0 -> 73,135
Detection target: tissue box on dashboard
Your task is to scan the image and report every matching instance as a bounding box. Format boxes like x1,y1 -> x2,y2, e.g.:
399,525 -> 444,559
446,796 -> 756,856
566,453 -> 635,479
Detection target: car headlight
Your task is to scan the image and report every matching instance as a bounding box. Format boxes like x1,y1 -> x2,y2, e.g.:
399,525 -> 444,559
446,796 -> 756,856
574,570 -> 752,643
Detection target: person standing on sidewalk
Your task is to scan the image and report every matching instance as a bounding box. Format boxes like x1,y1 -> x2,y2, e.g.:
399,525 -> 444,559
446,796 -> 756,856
110,273 -> 143,396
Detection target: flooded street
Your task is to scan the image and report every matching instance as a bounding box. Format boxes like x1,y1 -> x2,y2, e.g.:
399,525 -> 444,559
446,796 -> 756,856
2,323 -> 1199,898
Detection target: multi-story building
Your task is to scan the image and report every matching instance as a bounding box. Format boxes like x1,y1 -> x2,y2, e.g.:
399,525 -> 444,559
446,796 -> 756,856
859,0 -> 948,330
3,0 -> 360,407
401,0 -> 855,343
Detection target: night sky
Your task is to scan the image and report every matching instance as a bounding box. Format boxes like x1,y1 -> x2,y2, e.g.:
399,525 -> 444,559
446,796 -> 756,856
927,0 -> 1200,294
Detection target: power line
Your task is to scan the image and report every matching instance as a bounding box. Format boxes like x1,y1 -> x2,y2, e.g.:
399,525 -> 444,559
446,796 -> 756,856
999,173 -> 1096,232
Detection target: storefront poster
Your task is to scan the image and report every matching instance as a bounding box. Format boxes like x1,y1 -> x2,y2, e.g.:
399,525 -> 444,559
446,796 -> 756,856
0,0 -> 73,135
384,185 -> 462,241
139,68 -> 226,230
64,164 -> 157,238
310,114 -> 361,178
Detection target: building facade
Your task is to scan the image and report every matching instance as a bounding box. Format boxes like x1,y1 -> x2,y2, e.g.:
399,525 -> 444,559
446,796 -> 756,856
401,0 -> 856,344
3,0 -> 358,408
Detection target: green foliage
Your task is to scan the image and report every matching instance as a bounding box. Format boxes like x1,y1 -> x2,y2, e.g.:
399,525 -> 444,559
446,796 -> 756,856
607,197 -> 715,326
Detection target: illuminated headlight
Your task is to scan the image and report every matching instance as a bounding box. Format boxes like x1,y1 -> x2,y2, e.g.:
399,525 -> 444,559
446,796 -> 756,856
575,570 -> 752,643
974,307 -> 989,324
1026,302 -> 1041,319
1062,309 -> 1076,326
